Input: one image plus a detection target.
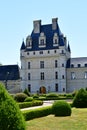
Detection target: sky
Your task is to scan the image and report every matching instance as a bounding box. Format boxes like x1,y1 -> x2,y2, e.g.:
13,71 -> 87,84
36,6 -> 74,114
0,0 -> 87,66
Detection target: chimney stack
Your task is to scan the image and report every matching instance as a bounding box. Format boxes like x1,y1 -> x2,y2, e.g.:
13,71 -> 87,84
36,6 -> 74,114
52,18 -> 58,30
33,20 -> 41,33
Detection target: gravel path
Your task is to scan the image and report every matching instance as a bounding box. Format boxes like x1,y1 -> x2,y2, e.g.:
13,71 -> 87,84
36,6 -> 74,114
21,101 -> 53,111
21,99 -> 72,111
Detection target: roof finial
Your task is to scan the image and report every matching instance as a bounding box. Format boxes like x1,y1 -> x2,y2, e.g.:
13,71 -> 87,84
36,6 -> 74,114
68,41 -> 71,53
21,38 -> 26,50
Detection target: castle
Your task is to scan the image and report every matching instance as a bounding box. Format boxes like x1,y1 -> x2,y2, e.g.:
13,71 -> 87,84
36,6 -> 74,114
20,18 -> 87,93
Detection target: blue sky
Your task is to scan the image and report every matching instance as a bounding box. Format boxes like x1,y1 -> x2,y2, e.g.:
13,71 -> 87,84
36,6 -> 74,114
0,0 -> 87,66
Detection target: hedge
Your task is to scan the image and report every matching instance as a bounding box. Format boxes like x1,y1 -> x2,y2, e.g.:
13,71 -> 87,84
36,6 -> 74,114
24,97 -> 33,102
22,106 -> 52,121
19,100 -> 43,109
46,93 -> 59,100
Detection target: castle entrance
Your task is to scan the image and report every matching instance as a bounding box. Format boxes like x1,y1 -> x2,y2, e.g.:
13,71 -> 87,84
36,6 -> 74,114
40,86 -> 46,94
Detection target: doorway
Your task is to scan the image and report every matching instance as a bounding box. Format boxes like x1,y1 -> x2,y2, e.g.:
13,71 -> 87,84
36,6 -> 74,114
40,86 -> 46,94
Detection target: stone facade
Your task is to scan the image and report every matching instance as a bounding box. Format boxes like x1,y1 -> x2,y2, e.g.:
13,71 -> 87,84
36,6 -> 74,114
20,18 -> 87,93
67,58 -> 87,92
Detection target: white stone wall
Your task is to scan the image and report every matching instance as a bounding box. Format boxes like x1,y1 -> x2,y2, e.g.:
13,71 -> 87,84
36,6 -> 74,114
0,80 -> 21,94
20,46 -> 69,93
67,67 -> 87,92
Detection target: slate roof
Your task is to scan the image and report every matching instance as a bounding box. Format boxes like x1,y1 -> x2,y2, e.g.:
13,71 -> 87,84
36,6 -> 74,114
66,57 -> 87,68
21,41 -> 26,50
21,22 -> 65,51
0,65 -> 20,81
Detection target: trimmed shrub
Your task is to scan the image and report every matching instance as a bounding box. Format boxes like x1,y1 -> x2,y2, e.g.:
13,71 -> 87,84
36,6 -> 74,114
52,100 -> 72,116
33,94 -> 39,99
22,106 -> 52,121
39,96 -> 46,100
40,94 -> 46,97
73,88 -> 87,108
23,88 -> 30,96
19,100 -> 43,109
46,93 -> 59,100
14,93 -> 28,102
0,83 -> 25,130
66,94 -> 73,98
24,97 -> 33,102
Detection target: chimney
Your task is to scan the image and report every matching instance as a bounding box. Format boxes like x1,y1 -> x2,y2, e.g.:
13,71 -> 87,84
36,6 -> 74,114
33,20 -> 41,33
52,18 -> 58,30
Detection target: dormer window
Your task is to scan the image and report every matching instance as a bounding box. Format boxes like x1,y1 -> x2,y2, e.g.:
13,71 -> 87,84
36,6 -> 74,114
39,32 -> 46,48
26,35 -> 32,48
53,33 -> 59,46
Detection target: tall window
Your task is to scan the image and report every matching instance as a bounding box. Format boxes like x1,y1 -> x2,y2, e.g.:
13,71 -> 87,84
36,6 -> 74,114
55,83 -> 58,92
63,88 -> 65,92
62,75 -> 64,79
62,63 -> 64,67
54,39 -> 58,44
84,72 -> 87,79
71,72 -> 75,79
40,61 -> 44,68
55,72 -> 58,79
40,39 -> 44,45
28,73 -> 31,80
28,84 -> 31,92
28,62 -> 30,69
55,60 -> 58,68
41,72 -> 44,80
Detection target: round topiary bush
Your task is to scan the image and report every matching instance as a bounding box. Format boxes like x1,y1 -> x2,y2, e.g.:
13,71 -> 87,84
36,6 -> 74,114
14,92 -> 28,102
73,88 -> 87,108
0,83 -> 25,130
52,100 -> 72,116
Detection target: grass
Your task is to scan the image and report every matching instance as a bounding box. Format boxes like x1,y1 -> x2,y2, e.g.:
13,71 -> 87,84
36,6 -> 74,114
26,108 -> 87,130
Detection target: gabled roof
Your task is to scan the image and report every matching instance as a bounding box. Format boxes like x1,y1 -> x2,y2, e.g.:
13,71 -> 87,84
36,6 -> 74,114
24,22 -> 65,51
0,65 -> 20,81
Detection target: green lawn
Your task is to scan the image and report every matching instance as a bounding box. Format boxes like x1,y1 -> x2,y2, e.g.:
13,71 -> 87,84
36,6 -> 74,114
26,108 -> 87,130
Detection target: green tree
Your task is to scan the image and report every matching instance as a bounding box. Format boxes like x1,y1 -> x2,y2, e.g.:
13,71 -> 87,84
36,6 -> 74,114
0,83 -> 25,130
73,88 -> 87,108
